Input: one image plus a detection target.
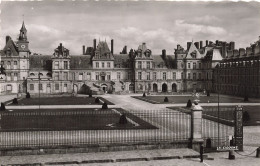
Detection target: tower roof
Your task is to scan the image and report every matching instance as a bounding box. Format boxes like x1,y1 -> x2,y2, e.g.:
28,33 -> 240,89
20,21 -> 27,32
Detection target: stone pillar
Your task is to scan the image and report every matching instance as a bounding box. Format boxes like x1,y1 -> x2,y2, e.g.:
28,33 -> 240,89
190,104 -> 204,151
234,105 -> 243,151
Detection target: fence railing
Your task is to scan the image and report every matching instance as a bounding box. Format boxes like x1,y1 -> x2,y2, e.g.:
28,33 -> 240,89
0,109 -> 191,148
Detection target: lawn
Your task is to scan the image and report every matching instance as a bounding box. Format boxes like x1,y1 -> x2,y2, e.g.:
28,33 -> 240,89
0,108 -> 157,131
8,96 -> 114,105
168,106 -> 260,126
132,95 -> 250,104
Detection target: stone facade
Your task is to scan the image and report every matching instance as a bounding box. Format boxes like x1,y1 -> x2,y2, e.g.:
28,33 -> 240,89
0,22 -> 232,95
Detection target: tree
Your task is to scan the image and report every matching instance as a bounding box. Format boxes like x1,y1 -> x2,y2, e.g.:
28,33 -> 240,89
95,97 -> 100,103
102,102 -> 108,109
186,99 -> 192,108
0,102 -> 5,111
13,98 -> 18,104
164,97 -> 169,102
143,92 -> 146,97
119,114 -> 128,124
89,90 -> 92,97
26,92 -> 31,98
0,64 -> 6,75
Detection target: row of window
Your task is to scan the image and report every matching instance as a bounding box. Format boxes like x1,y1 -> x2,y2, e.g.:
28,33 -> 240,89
1,61 -> 18,69
137,61 -> 152,69
137,72 -> 177,80
219,60 -> 260,68
96,62 -> 111,68
29,83 -> 67,91
54,61 -> 68,69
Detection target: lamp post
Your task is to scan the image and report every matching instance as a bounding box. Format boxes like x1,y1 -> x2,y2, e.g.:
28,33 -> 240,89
217,67 -> 220,148
38,71 -> 41,110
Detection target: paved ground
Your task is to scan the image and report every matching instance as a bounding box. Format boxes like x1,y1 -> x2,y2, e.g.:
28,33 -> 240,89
0,93 -> 260,165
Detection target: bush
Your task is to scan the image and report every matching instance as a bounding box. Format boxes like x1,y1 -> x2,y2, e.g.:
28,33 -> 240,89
119,114 -> 128,124
102,102 -> 108,109
12,98 -> 18,104
143,93 -> 146,97
243,111 -> 250,123
207,91 -> 210,97
26,92 -> 31,98
186,99 -> 192,108
164,97 -> 169,102
244,95 -> 249,102
95,97 -> 100,103
0,102 -> 5,111
89,90 -> 92,97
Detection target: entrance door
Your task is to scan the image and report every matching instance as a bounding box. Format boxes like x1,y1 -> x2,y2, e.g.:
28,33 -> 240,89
162,83 -> 167,92
101,76 -> 105,81
64,84 -> 67,93
172,83 -> 177,92
153,83 -> 158,92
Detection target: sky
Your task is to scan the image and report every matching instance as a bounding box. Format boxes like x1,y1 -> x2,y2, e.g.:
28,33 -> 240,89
1,1 -> 260,55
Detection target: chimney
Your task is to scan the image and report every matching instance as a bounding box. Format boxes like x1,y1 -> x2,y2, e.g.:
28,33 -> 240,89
124,46 -> 127,54
6,36 -> 11,44
216,40 -> 219,46
222,42 -> 227,58
93,39 -> 96,50
206,40 -> 209,47
83,45 -> 85,55
60,43 -> 62,47
227,50 -> 233,58
233,49 -> 239,57
187,42 -> 192,50
246,47 -> 252,56
177,44 -> 181,50
239,48 -> 245,56
229,42 -> 235,51
111,39 -> 114,54
194,42 -> 199,49
162,49 -> 166,59
200,41 -> 203,49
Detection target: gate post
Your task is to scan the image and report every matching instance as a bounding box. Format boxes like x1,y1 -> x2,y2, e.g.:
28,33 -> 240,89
190,103 -> 203,151
234,105 -> 243,151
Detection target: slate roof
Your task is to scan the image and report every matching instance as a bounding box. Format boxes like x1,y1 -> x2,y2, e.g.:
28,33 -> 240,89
114,54 -> 131,68
0,37 -> 19,57
153,55 -> 176,69
29,55 -> 52,70
70,55 -> 92,69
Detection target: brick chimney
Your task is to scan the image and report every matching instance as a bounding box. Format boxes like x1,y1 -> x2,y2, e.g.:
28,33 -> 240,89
229,42 -> 235,51
200,41 -> 203,49
239,48 -> 245,56
246,47 -> 252,56
83,45 -> 85,55
111,39 -> 114,54
187,42 -> 192,50
93,39 -> 96,50
222,42 -> 227,58
206,40 -> 209,47
162,49 -> 166,59
6,36 -> 11,44
194,42 -> 199,49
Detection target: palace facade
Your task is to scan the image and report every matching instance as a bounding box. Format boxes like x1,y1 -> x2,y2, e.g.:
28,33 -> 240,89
0,22 -> 237,95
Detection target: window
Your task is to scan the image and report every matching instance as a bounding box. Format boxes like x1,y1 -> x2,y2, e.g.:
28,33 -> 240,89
55,84 -> 59,90
72,73 -> 76,80
96,62 -> 99,68
79,73 -> 83,80
181,63 -> 184,68
54,72 -> 59,80
147,72 -> 150,80
30,84 -> 34,90
14,61 -> 17,66
102,62 -> 104,68
64,72 -> 68,80
128,72 -> 132,80
173,72 -> 176,80
147,62 -> 150,69
163,72 -> 166,80
193,73 -> 196,80
107,62 -> 110,68
7,85 -> 12,91
153,72 -> 157,80
64,61 -> 68,69
107,74 -> 111,80
96,73 -> 99,80
6,73 -> 11,81
47,84 -> 51,88
181,72 -> 183,79
54,61 -> 59,69
39,84 -> 43,90
64,84 -> 67,87
1,61 -> 4,65
87,72 -> 91,80
138,61 -> 141,69
199,63 -> 201,69
14,73 -> 18,81
199,73 -> 201,80
193,62 -> 196,69
138,72 -> 142,80
7,61 -> 11,69
117,72 -> 121,80
188,73 -> 191,80
188,63 -> 190,69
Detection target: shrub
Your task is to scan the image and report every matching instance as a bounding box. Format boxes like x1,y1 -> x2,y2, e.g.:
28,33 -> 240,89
89,90 -> 92,97
207,91 -> 210,97
26,92 -> 31,98
119,114 -> 128,124
12,98 -> 18,104
0,102 -> 5,111
164,97 -> 169,102
244,95 -> 249,102
186,99 -> 192,108
243,111 -> 250,123
95,97 -> 100,103
102,102 -> 108,109
143,93 -> 146,97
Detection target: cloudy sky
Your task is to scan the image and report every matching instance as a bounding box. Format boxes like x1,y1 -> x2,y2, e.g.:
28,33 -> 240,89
1,1 -> 260,55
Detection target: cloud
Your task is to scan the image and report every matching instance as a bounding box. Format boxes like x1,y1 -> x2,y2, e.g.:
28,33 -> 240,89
192,15 -> 222,25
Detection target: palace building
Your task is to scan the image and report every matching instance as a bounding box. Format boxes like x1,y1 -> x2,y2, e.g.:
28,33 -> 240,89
0,22 -> 238,95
